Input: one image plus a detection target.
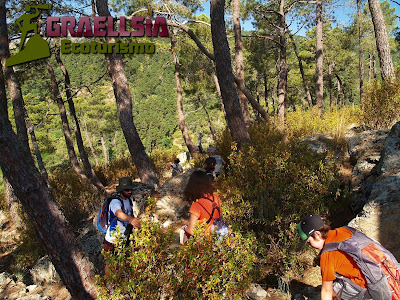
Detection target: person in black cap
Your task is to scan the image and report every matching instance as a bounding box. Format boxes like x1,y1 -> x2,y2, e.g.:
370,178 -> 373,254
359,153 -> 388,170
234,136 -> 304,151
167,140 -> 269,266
297,214 -> 369,300
203,156 -> 217,180
103,177 -> 141,275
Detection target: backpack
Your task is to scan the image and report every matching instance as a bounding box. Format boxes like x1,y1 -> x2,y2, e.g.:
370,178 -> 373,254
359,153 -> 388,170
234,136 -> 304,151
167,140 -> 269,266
197,196 -> 229,236
96,194 -> 131,234
171,164 -> 180,176
321,226 -> 400,300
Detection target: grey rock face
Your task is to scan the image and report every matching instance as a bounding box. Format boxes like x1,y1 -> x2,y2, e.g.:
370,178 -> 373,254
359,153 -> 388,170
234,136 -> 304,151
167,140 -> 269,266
348,121 -> 400,259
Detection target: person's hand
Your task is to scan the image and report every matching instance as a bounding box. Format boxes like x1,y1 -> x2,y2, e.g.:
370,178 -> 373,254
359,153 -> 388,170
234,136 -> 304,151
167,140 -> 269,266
130,217 -> 141,229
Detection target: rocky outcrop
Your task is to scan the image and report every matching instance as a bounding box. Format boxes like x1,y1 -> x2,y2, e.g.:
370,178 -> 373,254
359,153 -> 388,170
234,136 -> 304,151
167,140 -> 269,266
345,126 -> 390,212
348,121 -> 400,259
152,168 -> 203,224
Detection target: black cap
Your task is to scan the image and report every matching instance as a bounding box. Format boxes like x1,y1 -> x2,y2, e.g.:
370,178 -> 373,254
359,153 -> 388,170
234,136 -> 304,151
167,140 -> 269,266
296,214 -> 324,251
116,177 -> 135,192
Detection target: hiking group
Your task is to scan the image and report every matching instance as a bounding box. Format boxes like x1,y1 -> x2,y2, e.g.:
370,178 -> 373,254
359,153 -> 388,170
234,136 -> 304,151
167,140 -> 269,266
98,151 -> 399,300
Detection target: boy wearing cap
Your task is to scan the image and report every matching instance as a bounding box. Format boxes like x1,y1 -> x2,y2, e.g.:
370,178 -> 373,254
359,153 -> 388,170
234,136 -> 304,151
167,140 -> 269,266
297,214 -> 370,300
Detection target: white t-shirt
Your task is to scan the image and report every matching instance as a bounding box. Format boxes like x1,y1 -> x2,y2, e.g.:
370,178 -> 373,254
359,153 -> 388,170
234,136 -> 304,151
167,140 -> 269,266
105,197 -> 134,244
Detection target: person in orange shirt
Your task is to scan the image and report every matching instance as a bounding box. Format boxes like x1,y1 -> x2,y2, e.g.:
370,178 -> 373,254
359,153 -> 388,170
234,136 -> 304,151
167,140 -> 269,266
182,170 -> 222,239
297,215 -> 371,300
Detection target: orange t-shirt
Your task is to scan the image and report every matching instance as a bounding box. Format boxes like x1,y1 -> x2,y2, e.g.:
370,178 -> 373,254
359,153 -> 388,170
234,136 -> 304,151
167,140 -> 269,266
189,194 -> 221,229
320,227 -> 367,288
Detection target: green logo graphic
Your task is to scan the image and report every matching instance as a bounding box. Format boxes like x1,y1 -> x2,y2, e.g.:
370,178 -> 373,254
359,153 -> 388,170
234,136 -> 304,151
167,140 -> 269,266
6,4 -> 52,67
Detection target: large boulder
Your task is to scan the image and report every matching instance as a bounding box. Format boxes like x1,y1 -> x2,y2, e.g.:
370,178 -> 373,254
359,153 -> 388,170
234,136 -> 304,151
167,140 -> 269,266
345,126 -> 390,211
153,168 -> 202,223
348,121 -> 400,259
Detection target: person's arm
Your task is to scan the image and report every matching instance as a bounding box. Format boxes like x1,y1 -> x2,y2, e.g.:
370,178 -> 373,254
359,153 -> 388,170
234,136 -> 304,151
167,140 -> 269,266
185,213 -> 199,236
321,280 -> 334,300
115,209 -> 141,228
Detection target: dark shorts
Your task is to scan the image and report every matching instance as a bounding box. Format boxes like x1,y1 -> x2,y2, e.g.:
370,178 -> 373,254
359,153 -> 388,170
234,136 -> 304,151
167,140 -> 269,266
103,239 -> 115,253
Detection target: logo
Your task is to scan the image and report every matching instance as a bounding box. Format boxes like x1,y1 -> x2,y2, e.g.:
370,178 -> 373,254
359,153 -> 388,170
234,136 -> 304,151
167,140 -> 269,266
6,4 -> 169,67
6,4 -> 52,67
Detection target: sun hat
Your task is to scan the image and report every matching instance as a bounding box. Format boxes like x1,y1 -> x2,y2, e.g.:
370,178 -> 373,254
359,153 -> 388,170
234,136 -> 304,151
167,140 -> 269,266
116,177 -> 136,192
296,214 -> 325,251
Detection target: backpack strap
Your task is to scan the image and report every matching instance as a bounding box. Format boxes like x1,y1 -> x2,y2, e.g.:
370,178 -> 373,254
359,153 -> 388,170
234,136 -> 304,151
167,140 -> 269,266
321,242 -> 340,255
196,195 -> 220,224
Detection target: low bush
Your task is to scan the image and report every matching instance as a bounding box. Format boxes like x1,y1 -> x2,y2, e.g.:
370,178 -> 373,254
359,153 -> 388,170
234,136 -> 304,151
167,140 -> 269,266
361,73 -> 400,129
97,205 -> 258,299
216,123 -> 351,277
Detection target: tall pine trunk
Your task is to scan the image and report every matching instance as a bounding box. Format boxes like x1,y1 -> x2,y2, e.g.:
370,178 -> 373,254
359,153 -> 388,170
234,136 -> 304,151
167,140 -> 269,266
288,30 -> 313,109
45,59 -> 91,184
54,46 -> 104,191
233,0 -> 252,126
368,0 -> 395,80
0,47 -> 97,300
315,0 -> 324,116
96,0 -> 158,187
170,33 -> 197,157
210,0 -> 251,145
357,0 -> 364,103
277,0 -> 287,129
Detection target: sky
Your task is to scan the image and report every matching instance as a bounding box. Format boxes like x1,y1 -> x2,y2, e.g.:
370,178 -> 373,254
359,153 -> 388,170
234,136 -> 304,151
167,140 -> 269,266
197,0 -> 400,36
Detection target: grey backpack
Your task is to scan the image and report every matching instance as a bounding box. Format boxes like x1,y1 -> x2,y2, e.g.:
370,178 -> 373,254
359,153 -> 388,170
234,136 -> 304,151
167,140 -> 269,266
321,226 -> 400,300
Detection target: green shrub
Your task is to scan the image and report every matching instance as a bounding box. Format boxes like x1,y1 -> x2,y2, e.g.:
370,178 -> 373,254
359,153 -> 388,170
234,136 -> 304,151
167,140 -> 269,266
285,106 -> 361,141
361,73 -> 400,129
94,155 -> 138,186
97,208 -> 258,299
216,123 -> 350,277
149,148 -> 179,180
49,168 -> 102,228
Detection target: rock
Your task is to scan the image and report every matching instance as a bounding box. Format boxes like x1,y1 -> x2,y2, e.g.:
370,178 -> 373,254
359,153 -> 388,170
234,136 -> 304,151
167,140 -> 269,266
30,256 -> 61,285
302,135 -> 334,154
245,283 -> 269,299
348,122 -> 400,259
153,168 -> 203,222
346,128 -> 389,212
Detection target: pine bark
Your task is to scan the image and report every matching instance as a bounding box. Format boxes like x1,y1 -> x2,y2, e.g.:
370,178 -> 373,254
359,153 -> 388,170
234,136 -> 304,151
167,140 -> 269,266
0,50 -> 97,300
368,0 -> 395,80
233,0 -> 252,126
211,73 -> 227,119
170,33 -> 198,157
315,0 -> 324,116
210,0 -> 251,145
96,0 -> 158,186
277,0 -> 287,129
82,119 -> 100,166
54,46 -> 104,191
357,0 -> 364,103
100,132 -> 108,165
45,59 -> 90,184
288,31 -> 313,109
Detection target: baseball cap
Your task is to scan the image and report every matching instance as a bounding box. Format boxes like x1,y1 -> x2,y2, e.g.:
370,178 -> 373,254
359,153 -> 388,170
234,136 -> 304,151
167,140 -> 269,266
296,214 -> 325,251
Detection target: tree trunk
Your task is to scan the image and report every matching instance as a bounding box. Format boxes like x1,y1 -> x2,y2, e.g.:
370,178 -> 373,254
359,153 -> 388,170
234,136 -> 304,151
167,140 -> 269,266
373,54 -> 377,79
96,0 -> 158,187
201,100 -> 216,140
368,0 -> 395,80
45,59 -> 90,184
100,132 -> 109,165
336,75 -> 342,108
277,0 -> 287,130
25,110 -> 49,183
357,0 -> 364,103
263,73 -> 269,111
211,72 -> 227,119
54,46 -> 104,191
233,0 -> 252,127
335,73 -> 347,106
315,0 -> 324,117
210,0 -> 251,145
288,30 -> 313,109
0,4 -> 30,156
170,33 -> 198,157
0,52 -> 97,300
328,62 -> 333,107
81,118 -> 100,166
